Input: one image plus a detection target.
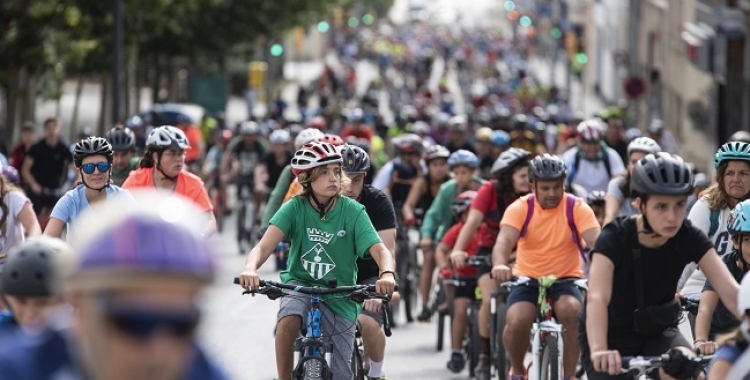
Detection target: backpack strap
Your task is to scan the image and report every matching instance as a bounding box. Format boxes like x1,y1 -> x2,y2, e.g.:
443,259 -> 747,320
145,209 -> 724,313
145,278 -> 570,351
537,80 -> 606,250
565,194 -> 588,266
708,208 -> 720,237
601,145 -> 612,178
519,194 -> 535,237
568,151 -> 580,184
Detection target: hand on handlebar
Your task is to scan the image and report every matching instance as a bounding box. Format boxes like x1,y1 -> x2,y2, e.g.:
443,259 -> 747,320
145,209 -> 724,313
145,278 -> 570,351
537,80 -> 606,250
375,274 -> 397,295
491,264 -> 513,282
450,250 -> 468,269
363,298 -> 382,313
694,340 -> 717,355
591,350 -> 622,375
238,269 -> 261,294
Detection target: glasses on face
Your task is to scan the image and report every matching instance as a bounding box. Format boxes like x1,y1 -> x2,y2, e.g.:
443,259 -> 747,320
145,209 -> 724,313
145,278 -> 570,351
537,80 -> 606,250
163,150 -> 187,159
105,307 -> 200,341
81,162 -> 111,175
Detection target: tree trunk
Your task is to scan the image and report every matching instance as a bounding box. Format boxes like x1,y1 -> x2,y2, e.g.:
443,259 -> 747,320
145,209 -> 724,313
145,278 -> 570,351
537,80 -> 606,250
70,73 -> 84,134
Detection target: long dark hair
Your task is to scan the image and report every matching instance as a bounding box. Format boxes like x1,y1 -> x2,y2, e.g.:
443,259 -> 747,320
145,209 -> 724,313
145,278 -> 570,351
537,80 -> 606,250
493,162 -> 528,197
139,148 -> 159,168
0,175 -> 23,240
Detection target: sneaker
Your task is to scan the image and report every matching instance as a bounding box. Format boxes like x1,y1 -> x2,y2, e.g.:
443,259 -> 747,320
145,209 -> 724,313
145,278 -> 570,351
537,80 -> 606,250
475,354 -> 491,380
447,352 -> 465,373
417,308 -> 432,322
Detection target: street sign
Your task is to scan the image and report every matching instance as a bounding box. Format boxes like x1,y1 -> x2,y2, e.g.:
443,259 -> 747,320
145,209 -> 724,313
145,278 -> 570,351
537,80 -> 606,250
715,7 -> 745,36
624,76 -> 646,99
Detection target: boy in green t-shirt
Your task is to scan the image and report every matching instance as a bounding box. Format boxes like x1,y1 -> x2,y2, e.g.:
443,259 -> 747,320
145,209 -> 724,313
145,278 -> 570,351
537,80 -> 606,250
239,141 -> 396,380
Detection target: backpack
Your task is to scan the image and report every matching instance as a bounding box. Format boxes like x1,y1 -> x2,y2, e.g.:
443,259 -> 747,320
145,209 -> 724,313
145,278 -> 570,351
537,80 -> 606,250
567,144 -> 612,184
518,194 -> 589,267
708,208 -> 720,237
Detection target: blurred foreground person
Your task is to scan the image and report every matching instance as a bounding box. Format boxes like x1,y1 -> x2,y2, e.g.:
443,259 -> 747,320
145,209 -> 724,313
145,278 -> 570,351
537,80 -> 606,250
0,191 -> 228,380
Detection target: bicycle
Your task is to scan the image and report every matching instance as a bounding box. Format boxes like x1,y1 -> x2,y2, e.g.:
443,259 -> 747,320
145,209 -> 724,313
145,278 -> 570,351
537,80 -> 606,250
207,174 -> 227,233
352,298 -> 394,380
500,276 -> 588,380
395,221 -> 419,323
621,352 -> 712,379
236,182 -> 256,255
233,277 -> 393,380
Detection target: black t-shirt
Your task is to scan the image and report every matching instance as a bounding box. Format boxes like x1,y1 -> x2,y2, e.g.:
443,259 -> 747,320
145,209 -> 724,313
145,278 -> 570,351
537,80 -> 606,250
263,152 -> 292,189
704,251 -> 744,334
357,185 -> 397,282
28,139 -> 72,188
230,140 -> 264,181
391,158 -> 419,205
591,216 -> 712,330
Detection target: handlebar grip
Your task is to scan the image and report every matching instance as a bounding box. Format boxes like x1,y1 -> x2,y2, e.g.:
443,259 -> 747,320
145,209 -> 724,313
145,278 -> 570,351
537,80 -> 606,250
382,300 -> 393,337
233,277 -> 267,287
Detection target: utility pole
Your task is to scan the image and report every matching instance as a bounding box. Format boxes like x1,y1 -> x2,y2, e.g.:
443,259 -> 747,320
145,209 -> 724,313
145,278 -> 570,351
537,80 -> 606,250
112,0 -> 123,124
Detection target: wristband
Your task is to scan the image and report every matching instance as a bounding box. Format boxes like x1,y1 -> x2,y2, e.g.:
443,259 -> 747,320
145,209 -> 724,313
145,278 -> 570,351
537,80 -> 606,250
379,270 -> 399,282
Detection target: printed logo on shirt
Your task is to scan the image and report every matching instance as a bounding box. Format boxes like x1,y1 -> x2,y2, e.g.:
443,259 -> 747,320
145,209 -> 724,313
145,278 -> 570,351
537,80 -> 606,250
301,243 -> 336,280
307,228 -> 334,244
715,231 -> 730,256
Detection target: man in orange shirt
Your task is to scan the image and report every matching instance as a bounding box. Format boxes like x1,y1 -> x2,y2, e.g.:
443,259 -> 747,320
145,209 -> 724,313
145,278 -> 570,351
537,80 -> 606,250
122,125 -> 216,236
176,114 -> 205,173
491,154 -> 600,380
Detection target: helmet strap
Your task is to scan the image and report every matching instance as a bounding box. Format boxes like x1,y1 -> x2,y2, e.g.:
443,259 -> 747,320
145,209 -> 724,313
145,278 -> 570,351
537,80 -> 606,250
80,169 -> 110,192
306,187 -> 335,220
637,206 -> 661,238
155,151 -> 179,181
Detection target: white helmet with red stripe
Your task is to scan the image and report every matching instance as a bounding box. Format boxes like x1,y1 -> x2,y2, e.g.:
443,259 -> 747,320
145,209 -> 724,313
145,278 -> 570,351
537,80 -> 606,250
291,141 -> 343,177
576,119 -> 604,142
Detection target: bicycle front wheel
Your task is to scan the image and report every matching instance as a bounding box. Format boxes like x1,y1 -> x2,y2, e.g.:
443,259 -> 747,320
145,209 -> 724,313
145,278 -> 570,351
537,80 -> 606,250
536,334 -> 559,380
300,357 -> 329,380
468,304 -> 482,378
493,297 -> 509,378
351,342 -> 365,380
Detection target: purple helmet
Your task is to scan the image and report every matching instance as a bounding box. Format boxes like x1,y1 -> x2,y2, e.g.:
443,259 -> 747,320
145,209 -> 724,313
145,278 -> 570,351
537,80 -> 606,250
1,164 -> 20,184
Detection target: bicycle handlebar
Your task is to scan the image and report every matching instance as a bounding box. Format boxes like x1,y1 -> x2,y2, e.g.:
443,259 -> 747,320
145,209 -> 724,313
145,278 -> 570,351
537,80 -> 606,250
679,295 -> 700,316
621,354 -> 712,376
498,276 -> 588,291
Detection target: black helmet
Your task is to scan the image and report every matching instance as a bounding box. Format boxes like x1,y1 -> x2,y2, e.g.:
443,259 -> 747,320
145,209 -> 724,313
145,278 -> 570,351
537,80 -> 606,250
1,237 -> 71,297
630,152 -> 694,197
586,191 -> 607,206
73,136 -> 114,167
339,144 -> 371,174
105,124 -> 136,151
528,154 -> 567,181
451,191 -> 477,221
490,148 -> 530,179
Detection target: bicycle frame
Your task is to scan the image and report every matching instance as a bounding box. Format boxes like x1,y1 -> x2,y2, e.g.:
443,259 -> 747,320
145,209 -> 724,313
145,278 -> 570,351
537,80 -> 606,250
293,293 -> 333,378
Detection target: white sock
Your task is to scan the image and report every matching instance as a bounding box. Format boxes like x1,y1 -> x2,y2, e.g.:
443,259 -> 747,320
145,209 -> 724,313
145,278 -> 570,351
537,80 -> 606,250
368,360 -> 384,378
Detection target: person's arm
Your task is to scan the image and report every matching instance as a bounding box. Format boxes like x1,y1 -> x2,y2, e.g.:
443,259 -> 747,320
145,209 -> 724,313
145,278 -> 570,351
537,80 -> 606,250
693,290 -> 719,353
453,208 -> 483,252
700,249 -> 741,318
708,358 -> 733,380
377,228 -> 396,259
202,211 -> 217,237
243,226 -> 283,272
260,166 -> 292,228
603,194 -> 621,226
402,176 -> 425,223
435,241 -> 450,270
43,218 -> 65,238
21,156 -> 40,194
490,225 -> 520,282
17,202 -> 41,237
369,242 -> 397,295
581,227 -> 601,249
586,253 -> 621,375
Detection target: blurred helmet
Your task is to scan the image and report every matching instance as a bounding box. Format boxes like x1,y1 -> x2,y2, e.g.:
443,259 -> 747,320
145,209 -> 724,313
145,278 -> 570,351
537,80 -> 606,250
423,145 -> 451,162
511,114 -> 529,130
490,148 -> 530,179
730,130 -> 750,143
294,128 -> 325,150
412,120 -> 431,134
105,124 -> 136,151
449,115 -> 468,131
73,137 -> 114,167
490,130 -> 511,147
528,154 -> 567,181
451,191 -> 477,221
318,134 -> 345,147
220,130 -> 234,145
648,118 -> 664,134
1,163 -> 20,184
586,191 -> 607,206
269,129 -> 291,145
728,200 -> 750,236
339,144 -> 371,174
630,153 -> 694,196
238,121 -> 261,136
625,128 -> 642,141
393,134 -> 424,154
576,119 -> 604,142
627,137 -> 662,157
291,141 -> 343,177
307,116 -> 327,131
447,150 -> 479,169
126,116 -> 143,129
146,126 -> 190,150
1,237 -> 71,297
715,141 -> 750,168
475,127 -> 493,142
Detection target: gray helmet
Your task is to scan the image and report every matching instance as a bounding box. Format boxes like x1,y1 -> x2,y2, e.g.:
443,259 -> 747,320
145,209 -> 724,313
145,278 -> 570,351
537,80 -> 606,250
146,126 -> 190,150
73,137 -> 114,167
627,137 -> 661,157
490,148 -> 530,179
339,144 -> 371,173
730,130 -> 750,143
105,124 -> 136,151
630,152 -> 694,196
528,154 -> 567,181
1,237 -> 72,297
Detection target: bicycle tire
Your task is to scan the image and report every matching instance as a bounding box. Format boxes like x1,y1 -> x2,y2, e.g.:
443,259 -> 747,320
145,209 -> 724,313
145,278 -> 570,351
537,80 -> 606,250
537,334 -> 559,380
213,190 -> 224,233
352,346 -> 366,380
437,308 -> 446,351
494,298 -> 509,378
396,236 -> 414,322
299,357 -> 328,380
468,304 -> 481,378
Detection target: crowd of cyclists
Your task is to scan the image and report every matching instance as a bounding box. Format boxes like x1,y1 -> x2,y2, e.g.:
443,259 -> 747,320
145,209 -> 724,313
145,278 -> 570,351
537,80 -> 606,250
3,18 -> 750,380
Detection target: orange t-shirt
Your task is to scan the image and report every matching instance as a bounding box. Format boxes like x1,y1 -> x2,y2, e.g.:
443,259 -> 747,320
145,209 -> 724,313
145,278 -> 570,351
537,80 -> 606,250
122,167 -> 213,212
500,193 -> 598,279
181,125 -> 203,162
283,180 -> 302,204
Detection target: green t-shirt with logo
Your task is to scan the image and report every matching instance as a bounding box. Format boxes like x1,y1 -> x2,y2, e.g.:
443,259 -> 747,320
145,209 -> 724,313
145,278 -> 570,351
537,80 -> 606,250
270,195 -> 382,322
111,156 -> 140,187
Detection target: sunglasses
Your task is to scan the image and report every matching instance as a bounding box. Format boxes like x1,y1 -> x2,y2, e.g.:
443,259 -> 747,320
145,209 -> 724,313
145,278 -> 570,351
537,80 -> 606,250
105,307 -> 200,340
81,161 -> 111,174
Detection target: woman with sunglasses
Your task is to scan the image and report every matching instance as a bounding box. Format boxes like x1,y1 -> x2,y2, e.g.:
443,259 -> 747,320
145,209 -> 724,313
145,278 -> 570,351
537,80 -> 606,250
44,137 -> 132,238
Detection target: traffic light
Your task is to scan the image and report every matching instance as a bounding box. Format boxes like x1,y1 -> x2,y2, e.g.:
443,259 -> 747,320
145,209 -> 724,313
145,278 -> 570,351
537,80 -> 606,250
504,0 -> 515,11
317,21 -> 330,33
270,43 -> 283,57
519,16 -> 532,27
362,14 -> 374,26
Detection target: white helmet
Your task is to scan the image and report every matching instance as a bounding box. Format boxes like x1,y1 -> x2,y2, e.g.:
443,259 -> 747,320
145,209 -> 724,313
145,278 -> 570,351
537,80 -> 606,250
294,128 -> 324,150
146,126 -> 190,150
627,137 -> 662,156
577,119 -> 604,142
269,129 -> 291,145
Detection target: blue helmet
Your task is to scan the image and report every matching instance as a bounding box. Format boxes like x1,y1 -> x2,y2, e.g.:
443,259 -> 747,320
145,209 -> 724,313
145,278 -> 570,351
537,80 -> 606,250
715,141 -> 750,168
447,149 -> 479,169
728,200 -> 750,236
489,130 -> 511,147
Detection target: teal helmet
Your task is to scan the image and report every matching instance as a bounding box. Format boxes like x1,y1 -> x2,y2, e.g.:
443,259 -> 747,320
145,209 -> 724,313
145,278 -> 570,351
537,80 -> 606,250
715,141 -> 750,168
728,200 -> 750,236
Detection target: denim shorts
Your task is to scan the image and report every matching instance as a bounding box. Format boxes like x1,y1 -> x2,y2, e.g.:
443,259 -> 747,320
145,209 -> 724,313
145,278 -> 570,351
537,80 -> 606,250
506,278 -> 584,308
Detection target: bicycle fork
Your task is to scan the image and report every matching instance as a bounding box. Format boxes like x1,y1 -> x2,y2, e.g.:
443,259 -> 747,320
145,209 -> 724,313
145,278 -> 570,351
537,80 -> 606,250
294,296 -> 333,379
529,320 -> 563,380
